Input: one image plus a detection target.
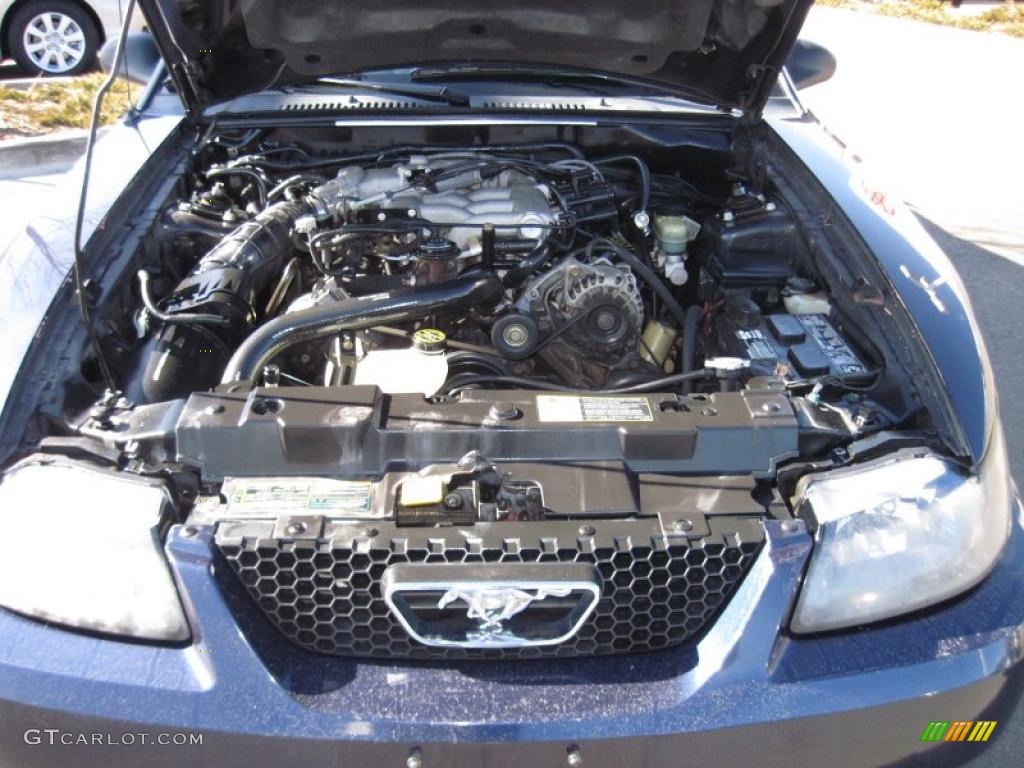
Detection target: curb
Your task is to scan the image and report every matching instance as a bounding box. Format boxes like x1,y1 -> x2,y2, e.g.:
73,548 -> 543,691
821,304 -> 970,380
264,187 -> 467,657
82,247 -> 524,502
0,130 -> 91,179
0,76 -> 75,91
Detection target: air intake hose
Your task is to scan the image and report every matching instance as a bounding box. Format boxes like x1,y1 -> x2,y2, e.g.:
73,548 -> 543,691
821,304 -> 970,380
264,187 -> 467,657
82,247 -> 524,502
221,272 -> 504,384
126,200 -> 312,404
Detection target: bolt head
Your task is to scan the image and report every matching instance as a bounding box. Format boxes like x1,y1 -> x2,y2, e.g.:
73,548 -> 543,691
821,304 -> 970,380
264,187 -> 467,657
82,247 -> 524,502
673,519 -> 693,533
489,402 -> 521,421
595,310 -> 617,331
502,324 -> 527,346
286,522 -> 307,535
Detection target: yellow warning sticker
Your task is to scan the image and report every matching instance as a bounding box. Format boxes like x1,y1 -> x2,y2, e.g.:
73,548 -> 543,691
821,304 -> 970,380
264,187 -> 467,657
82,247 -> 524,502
399,476 -> 445,507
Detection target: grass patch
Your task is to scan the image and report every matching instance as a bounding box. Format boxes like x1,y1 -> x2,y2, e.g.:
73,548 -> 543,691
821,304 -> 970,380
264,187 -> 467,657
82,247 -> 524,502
0,72 -> 135,141
816,0 -> 1024,37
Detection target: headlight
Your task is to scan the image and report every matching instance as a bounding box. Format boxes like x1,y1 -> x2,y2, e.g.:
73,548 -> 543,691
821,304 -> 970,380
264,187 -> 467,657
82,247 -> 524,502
791,427 -> 1012,633
0,461 -> 190,641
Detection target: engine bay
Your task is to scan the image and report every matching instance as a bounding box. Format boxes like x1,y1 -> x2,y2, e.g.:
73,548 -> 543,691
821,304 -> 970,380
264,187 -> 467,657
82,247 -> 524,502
128,134 -> 876,403
6,123 -> 934,531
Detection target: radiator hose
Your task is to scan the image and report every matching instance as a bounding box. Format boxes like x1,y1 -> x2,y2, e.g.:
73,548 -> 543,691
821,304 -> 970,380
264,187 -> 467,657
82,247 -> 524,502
221,272 -> 504,384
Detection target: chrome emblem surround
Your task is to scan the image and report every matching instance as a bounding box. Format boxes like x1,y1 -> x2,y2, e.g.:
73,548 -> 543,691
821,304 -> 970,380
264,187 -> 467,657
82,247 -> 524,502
382,564 -> 601,649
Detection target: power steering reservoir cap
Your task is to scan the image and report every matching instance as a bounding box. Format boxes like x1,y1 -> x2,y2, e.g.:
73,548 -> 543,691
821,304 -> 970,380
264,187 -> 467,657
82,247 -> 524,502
412,328 -> 447,354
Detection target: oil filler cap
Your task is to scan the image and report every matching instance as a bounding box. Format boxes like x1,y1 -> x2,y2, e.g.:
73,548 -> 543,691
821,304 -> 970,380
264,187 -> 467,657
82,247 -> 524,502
412,328 -> 447,354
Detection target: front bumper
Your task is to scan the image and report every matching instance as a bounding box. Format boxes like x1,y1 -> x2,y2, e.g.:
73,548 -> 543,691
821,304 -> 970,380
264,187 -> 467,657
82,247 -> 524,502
1,506 -> 1022,768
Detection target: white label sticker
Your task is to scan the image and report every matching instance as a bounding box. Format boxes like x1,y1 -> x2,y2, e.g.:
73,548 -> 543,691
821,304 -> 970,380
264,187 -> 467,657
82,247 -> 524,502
536,395 -> 654,423
223,477 -> 375,517
735,329 -> 775,360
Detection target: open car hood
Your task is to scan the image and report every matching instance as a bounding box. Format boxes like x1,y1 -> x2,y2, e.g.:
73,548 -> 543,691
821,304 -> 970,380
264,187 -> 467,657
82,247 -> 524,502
138,0 -> 811,117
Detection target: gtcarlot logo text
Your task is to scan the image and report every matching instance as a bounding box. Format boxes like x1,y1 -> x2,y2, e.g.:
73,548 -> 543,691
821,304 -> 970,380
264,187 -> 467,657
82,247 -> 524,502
24,730 -> 203,746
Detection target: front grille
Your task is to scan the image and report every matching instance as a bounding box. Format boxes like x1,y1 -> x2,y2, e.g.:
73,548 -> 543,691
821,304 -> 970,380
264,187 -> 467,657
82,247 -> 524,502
215,518 -> 763,659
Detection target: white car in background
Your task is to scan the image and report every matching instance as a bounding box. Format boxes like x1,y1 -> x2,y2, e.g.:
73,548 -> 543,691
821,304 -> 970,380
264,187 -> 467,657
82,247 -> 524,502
1,0 -> 140,75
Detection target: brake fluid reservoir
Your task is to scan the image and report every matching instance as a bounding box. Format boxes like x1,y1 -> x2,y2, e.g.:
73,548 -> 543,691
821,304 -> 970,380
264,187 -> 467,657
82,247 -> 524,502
653,209 -> 700,286
353,329 -> 449,396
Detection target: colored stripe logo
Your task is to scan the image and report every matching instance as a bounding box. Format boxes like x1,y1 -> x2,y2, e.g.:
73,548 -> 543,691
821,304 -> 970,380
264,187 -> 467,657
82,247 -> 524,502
921,721 -> 997,742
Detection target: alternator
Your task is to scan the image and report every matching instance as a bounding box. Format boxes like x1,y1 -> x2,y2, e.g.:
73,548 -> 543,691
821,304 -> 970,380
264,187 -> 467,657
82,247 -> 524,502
517,256 -> 643,354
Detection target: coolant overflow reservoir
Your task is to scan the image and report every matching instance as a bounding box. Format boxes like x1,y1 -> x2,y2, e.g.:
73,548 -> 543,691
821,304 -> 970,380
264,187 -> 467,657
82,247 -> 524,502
353,329 -> 449,396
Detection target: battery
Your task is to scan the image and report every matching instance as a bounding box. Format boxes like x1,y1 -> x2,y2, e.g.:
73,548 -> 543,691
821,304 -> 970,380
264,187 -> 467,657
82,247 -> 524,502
718,311 -> 868,379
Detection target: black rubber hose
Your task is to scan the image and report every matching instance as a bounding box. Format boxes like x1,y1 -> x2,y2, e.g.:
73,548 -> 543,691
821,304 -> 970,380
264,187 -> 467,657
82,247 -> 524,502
445,369 -> 710,397
501,242 -> 551,287
137,270 -> 230,327
594,155 -> 651,213
222,272 -> 504,383
680,304 -> 702,394
235,142 -> 585,172
585,238 -> 688,329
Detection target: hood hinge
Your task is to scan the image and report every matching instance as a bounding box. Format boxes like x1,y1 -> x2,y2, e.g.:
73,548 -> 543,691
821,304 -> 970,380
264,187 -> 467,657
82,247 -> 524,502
739,63 -> 777,125
170,61 -> 206,121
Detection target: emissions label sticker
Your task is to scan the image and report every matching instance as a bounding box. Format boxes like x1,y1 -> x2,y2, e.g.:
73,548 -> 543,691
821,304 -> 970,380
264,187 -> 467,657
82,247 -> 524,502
536,395 -> 654,423
223,477 -> 375,517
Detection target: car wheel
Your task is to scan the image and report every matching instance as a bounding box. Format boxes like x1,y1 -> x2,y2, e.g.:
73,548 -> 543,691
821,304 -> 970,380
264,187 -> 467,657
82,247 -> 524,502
8,0 -> 100,76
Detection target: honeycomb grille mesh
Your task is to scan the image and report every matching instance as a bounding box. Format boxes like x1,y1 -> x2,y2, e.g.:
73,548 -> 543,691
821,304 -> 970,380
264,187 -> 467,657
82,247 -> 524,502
216,526 -> 763,659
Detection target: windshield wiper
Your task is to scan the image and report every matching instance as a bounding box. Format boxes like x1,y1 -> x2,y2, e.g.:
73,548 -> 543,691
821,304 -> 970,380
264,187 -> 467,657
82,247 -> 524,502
295,77 -> 471,107
410,64 -> 723,110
